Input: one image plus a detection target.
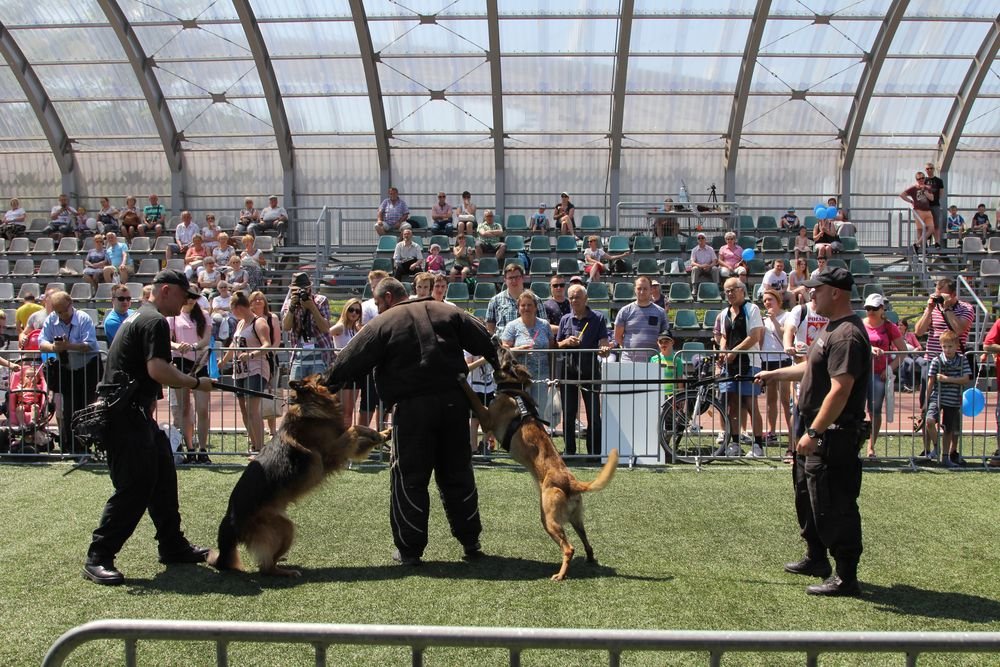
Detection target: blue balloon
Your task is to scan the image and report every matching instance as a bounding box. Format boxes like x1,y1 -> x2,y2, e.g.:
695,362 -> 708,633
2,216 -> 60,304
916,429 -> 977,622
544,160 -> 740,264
962,388 -> 986,417
741,248 -> 755,262
826,206 -> 839,220
814,204 -> 826,218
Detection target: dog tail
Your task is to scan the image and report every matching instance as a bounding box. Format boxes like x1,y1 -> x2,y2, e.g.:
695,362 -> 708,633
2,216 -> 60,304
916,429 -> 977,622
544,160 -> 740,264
572,448 -> 619,494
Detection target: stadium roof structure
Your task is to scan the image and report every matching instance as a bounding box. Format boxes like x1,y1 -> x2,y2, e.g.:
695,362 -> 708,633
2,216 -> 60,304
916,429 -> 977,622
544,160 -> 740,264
0,1 -> 996,216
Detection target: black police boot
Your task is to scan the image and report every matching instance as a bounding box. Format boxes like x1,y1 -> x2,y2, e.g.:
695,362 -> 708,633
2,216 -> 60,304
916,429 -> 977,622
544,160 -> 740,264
83,560 -> 125,586
462,542 -> 485,561
784,556 -> 833,579
806,575 -> 862,597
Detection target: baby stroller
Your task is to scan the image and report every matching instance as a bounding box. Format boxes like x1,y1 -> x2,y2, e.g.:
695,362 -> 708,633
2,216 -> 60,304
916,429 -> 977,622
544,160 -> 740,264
4,364 -> 56,456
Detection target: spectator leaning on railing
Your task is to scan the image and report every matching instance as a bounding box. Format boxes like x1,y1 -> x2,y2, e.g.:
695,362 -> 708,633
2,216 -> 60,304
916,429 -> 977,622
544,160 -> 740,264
38,291 -> 100,454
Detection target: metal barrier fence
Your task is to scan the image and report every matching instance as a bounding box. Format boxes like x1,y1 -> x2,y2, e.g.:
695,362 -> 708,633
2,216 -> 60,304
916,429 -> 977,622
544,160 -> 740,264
2,343 -> 999,469
42,619 -> 1000,667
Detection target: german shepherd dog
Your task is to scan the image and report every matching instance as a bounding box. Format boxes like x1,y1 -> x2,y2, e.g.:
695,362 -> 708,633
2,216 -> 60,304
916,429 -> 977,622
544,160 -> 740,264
460,347 -> 618,581
208,376 -> 387,576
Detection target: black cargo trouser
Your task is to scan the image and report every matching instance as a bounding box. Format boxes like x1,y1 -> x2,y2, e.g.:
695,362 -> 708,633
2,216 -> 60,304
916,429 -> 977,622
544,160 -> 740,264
561,367 -> 602,456
793,429 -> 864,582
389,388 -> 482,559
87,409 -> 191,564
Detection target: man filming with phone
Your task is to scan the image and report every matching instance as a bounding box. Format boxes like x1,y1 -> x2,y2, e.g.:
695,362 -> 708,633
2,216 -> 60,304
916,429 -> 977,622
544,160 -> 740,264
281,272 -> 333,381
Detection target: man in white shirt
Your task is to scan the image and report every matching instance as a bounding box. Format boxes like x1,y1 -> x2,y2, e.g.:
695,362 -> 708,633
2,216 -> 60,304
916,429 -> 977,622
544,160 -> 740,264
761,258 -> 792,307
167,210 -> 200,261
251,195 -> 288,241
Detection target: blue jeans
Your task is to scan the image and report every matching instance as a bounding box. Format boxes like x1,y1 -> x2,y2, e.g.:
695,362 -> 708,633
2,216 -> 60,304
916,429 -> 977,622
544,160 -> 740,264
290,351 -> 328,381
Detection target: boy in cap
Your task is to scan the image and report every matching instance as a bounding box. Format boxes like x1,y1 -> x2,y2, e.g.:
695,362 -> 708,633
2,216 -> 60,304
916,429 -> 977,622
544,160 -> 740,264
782,208 -> 800,231
650,328 -> 683,396
530,204 -> 548,233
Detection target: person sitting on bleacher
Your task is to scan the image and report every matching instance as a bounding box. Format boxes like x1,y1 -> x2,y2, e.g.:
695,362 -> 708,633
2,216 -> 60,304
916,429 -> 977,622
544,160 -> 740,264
210,281 -> 235,344
201,213 -> 221,251
83,233 -> 110,290
96,197 -> 119,234
392,226 -> 423,280
555,192 -> 576,236
73,206 -> 96,240
252,195 -> 288,241
225,254 -> 249,292
183,234 -> 208,278
430,192 -> 454,235
781,208 -> 800,232
969,203 -> 991,240
374,186 -> 410,237
411,272 -> 433,299
718,232 -> 747,279
834,210 -> 855,238
475,210 -> 506,262
531,203 -> 548,233
212,232 -> 236,267
118,196 -> 142,241
2,197 -> 26,240
236,197 -> 260,236
102,284 -> 134,344
425,243 -> 446,276
583,235 -> 629,284
197,256 -> 222,298
21,288 -> 54,350
44,193 -> 76,242
449,233 -> 473,281
689,232 -> 721,285
167,210 -> 200,262
103,231 -> 132,284
140,193 -> 165,238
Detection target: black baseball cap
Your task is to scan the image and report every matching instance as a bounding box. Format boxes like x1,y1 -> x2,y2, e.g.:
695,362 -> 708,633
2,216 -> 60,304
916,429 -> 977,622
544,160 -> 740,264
152,269 -> 200,298
801,266 -> 855,291
657,327 -> 674,341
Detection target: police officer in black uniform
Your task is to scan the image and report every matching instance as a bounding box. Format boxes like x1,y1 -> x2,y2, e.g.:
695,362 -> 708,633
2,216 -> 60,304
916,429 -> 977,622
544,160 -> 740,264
756,267 -> 870,597
323,278 -> 499,566
83,270 -> 216,585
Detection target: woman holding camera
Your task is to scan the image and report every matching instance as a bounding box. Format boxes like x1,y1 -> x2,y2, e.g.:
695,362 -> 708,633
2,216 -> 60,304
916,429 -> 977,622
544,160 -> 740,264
280,272 -> 333,381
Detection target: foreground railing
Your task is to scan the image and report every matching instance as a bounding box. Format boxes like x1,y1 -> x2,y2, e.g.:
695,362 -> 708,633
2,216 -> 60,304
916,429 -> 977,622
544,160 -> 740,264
42,620 -> 1000,667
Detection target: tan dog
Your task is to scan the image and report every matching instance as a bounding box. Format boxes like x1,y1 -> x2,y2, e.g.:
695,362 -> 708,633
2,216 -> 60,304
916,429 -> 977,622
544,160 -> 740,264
461,348 -> 618,580
208,376 -> 388,576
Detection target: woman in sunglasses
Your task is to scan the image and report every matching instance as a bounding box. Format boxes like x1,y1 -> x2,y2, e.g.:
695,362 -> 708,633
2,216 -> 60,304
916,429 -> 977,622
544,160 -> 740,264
330,297 -> 363,427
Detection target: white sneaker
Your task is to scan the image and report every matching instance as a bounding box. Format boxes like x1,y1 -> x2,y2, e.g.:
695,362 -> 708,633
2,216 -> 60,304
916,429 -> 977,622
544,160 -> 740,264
927,449 -> 939,462
726,443 -> 743,457
740,433 -> 754,445
747,443 -> 765,458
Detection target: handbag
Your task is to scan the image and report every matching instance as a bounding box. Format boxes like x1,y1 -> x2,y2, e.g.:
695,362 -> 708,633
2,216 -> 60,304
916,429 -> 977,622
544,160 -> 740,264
261,391 -> 285,419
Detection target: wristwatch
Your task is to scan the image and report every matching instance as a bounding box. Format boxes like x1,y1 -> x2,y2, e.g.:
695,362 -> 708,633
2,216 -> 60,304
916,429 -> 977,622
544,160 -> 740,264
806,427 -> 823,439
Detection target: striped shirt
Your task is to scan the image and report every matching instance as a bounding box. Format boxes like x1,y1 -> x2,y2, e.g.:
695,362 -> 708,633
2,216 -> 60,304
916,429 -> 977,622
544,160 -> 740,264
927,352 -> 971,407
924,301 -> 973,360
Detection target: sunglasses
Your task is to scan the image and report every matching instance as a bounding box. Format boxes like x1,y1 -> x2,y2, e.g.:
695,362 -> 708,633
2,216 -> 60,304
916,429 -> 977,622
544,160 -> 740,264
347,307 -> 361,314
551,283 -> 566,288
864,306 -> 881,311
116,296 -> 132,302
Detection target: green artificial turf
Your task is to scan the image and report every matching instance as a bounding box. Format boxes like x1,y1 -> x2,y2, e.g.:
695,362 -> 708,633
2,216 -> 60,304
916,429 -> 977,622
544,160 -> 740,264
3,463 -> 999,666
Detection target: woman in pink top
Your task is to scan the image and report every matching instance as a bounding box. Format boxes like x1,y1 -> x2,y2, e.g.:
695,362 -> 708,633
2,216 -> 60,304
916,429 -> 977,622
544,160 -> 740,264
863,294 -> 906,458
718,232 -> 746,279
169,298 -> 212,463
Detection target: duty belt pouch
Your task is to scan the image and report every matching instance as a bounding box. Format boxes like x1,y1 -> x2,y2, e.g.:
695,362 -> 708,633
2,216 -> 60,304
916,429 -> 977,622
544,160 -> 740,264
72,374 -> 139,450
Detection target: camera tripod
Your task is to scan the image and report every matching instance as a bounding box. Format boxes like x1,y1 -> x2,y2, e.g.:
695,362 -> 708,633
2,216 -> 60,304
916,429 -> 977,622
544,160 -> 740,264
706,184 -> 718,204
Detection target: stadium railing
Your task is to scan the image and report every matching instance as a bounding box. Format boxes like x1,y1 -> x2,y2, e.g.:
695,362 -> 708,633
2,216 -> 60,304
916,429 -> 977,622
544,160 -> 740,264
42,619 -> 1000,667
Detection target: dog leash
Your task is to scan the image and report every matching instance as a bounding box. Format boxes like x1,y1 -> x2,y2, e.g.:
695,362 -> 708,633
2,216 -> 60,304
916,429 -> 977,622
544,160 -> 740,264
561,375 -> 762,395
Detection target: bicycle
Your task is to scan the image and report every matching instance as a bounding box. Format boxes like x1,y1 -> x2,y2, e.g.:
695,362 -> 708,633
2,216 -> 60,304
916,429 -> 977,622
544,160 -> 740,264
658,354 -> 732,462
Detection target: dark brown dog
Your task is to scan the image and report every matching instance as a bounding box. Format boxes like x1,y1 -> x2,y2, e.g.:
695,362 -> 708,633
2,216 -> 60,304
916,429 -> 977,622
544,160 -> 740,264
208,376 -> 387,576
461,347 -> 618,581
